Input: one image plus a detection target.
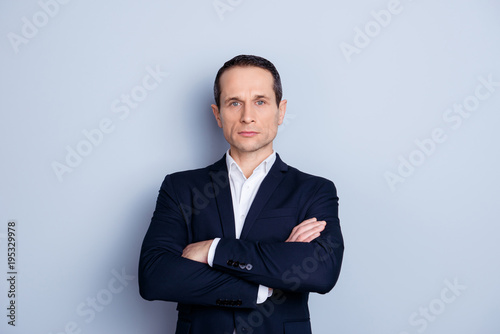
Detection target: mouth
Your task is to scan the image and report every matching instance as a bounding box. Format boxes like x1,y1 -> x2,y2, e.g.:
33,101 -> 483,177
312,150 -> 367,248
238,131 -> 259,137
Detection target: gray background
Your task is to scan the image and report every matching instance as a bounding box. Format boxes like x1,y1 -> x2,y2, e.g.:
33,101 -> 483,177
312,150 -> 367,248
1,0 -> 499,333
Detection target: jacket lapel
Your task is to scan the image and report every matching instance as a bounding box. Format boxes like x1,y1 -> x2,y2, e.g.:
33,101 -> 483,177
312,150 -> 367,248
239,154 -> 288,240
210,155 -> 236,239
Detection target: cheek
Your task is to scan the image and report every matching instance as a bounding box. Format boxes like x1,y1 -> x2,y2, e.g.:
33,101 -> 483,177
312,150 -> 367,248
221,122 -> 236,139
265,115 -> 280,131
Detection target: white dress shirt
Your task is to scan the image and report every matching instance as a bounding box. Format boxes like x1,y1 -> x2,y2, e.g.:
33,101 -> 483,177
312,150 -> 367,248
207,149 -> 276,306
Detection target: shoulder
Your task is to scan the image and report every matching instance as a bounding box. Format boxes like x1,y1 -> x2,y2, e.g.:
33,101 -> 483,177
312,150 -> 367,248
286,163 -> 335,185
160,158 -> 225,189
276,154 -> 333,184
282,163 -> 337,195
168,165 -> 212,181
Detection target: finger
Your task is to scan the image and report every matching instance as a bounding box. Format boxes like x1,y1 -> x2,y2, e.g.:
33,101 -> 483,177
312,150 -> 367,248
287,222 -> 323,242
292,219 -> 324,235
301,232 -> 321,243
296,217 -> 318,228
289,218 -> 317,234
301,226 -> 326,242
300,217 -> 318,225
294,224 -> 325,242
293,221 -> 326,237
287,222 -> 325,242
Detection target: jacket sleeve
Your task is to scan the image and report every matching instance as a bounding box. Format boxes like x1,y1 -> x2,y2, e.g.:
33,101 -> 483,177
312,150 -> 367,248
138,175 -> 260,308
212,180 -> 344,294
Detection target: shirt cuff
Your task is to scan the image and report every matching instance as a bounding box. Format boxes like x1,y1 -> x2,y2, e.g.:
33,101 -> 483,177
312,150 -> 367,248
207,238 -> 220,267
256,285 -> 272,304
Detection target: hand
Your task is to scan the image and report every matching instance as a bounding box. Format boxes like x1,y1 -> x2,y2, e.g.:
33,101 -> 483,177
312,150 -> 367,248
181,240 -> 213,264
286,217 -> 326,243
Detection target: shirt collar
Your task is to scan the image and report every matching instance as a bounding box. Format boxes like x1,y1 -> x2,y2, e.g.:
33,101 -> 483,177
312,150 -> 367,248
225,149 -> 276,178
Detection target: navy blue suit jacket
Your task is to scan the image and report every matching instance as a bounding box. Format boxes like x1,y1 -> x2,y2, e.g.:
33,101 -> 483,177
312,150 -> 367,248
139,154 -> 344,334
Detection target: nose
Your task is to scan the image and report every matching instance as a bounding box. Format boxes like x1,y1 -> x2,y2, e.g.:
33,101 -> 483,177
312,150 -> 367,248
240,103 -> 255,124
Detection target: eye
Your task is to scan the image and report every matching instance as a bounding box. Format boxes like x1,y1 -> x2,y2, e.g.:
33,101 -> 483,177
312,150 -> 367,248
231,101 -> 240,107
256,100 -> 264,106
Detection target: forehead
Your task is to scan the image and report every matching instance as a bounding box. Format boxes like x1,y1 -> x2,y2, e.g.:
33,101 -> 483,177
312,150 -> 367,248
219,66 -> 274,96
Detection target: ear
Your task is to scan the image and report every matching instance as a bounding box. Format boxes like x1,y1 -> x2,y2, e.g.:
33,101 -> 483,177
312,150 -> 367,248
211,104 -> 223,128
277,99 -> 287,125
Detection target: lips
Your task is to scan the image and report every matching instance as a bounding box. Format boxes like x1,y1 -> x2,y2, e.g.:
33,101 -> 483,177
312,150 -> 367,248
238,131 -> 259,137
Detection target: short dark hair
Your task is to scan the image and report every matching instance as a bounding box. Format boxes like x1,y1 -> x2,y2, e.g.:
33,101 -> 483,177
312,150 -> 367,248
213,55 -> 283,108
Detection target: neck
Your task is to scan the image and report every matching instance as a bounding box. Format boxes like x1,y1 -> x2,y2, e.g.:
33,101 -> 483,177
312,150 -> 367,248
229,147 -> 273,178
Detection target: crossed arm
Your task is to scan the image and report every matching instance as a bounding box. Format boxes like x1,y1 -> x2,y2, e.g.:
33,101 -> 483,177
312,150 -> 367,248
181,218 -> 327,300
139,175 -> 343,308
181,217 -> 327,263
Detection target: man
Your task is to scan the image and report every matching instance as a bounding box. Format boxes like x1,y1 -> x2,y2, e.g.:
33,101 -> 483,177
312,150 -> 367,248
139,55 -> 344,334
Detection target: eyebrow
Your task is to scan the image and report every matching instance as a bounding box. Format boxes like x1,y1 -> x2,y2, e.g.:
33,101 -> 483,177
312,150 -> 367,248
224,96 -> 241,104
224,94 -> 270,104
254,95 -> 269,100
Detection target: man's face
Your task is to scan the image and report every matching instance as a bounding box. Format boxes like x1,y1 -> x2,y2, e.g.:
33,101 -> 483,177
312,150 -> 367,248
211,66 -> 287,158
